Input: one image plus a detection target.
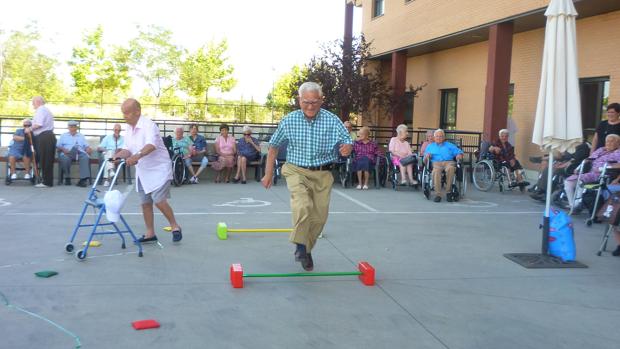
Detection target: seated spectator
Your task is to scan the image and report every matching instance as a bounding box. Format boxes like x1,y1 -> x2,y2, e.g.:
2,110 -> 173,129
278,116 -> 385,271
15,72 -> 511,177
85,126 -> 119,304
57,120 -> 92,187
564,134 -> 620,212
489,129 -> 529,187
234,125 -> 260,184
188,124 -> 208,184
388,124 -> 418,186
419,130 -> 434,156
530,140 -> 590,201
353,126 -> 379,190
171,127 -> 197,183
424,129 -> 464,202
7,119 -> 33,180
97,123 -> 124,186
211,123 -> 236,183
344,121 -> 357,140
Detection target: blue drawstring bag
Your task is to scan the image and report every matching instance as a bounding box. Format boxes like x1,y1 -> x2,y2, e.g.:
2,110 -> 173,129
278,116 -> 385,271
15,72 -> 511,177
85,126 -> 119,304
547,208 -> 576,262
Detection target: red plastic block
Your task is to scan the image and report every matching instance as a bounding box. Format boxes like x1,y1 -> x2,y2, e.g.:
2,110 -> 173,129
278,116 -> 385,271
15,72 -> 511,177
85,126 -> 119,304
358,261 -> 375,286
132,319 -> 160,330
230,263 -> 244,288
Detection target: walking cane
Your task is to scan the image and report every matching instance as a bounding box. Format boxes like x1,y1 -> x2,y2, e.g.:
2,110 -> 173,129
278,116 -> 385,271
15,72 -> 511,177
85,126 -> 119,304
26,131 -> 41,184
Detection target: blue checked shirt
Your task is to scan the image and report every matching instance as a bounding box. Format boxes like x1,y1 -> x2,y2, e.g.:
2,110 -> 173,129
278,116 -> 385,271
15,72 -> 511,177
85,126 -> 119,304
269,109 -> 353,167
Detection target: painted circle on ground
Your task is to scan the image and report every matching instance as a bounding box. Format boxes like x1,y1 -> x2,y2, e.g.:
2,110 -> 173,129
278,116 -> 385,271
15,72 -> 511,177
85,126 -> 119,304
451,198 -> 498,208
213,197 -> 272,207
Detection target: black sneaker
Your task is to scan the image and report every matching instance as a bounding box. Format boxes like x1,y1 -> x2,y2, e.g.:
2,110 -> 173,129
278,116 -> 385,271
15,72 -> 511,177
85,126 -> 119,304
76,179 -> 88,187
302,253 -> 314,271
138,235 -> 158,244
433,196 -> 442,203
446,194 -> 453,203
612,245 -> 620,257
172,229 -> 182,242
64,178 -> 71,186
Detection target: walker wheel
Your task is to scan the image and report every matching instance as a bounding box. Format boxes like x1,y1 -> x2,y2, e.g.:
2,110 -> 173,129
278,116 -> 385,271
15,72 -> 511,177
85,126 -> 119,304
138,251 -> 143,257
586,219 -> 593,227
75,250 -> 87,261
596,251 -> 602,256
65,243 -> 74,253
121,243 -> 126,249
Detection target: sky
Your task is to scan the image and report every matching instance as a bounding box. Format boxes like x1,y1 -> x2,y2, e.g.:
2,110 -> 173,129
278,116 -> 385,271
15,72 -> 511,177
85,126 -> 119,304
0,0 -> 363,102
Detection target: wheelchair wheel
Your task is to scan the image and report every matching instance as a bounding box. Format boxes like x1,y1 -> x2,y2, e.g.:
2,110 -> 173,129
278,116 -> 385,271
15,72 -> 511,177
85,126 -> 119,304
473,160 -> 495,191
172,156 -> 185,187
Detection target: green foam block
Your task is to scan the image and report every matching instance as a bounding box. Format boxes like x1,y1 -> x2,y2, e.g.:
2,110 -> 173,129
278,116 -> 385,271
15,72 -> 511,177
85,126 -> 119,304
35,270 -> 58,278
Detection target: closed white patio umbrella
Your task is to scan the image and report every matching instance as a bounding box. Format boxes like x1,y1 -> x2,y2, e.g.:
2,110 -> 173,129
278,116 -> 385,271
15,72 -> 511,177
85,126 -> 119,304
506,0 -> 586,268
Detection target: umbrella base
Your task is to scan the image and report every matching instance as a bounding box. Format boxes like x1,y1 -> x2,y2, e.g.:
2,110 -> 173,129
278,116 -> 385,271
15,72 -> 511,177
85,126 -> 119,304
504,253 -> 587,269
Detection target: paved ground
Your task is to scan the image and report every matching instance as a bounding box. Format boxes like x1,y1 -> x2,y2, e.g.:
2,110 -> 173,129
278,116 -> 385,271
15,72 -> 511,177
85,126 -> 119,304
0,177 -> 619,349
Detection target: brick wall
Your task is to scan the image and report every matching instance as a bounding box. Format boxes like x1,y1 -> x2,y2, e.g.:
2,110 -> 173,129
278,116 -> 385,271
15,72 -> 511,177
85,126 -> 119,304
363,0 -> 549,55
373,10 -> 620,166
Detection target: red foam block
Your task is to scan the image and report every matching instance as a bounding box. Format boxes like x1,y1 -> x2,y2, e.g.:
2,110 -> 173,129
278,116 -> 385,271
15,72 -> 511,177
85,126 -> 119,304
230,263 -> 244,288
358,261 -> 375,286
132,319 -> 160,330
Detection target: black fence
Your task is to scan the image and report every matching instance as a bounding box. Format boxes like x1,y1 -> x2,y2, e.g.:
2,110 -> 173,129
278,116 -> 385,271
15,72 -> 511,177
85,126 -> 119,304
0,115 -> 482,164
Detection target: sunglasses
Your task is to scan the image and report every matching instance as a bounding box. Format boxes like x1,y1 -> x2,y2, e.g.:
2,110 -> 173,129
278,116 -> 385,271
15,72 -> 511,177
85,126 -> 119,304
244,133 -> 251,136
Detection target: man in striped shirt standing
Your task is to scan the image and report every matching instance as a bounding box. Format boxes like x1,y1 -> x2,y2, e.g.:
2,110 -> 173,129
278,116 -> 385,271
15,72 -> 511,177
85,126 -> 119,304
262,82 -> 353,271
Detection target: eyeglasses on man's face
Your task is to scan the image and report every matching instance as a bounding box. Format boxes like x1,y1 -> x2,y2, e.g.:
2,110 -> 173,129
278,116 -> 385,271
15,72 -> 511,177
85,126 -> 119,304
244,133 -> 251,136
301,100 -> 321,106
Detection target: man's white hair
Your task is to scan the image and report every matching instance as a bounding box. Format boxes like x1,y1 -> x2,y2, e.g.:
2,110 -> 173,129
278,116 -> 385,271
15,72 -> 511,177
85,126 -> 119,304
499,129 -> 509,137
242,125 -> 252,133
396,124 -> 408,135
32,96 -> 45,104
175,127 -> 184,132
434,129 -> 445,136
298,82 -> 323,97
606,134 -> 620,142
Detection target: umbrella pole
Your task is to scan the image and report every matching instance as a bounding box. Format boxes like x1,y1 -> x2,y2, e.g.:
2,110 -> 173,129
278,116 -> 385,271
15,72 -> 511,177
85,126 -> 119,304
542,150 -> 554,255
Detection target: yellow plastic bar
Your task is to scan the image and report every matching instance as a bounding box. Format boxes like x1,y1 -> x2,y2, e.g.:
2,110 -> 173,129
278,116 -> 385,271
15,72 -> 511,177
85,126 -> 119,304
228,228 -> 292,233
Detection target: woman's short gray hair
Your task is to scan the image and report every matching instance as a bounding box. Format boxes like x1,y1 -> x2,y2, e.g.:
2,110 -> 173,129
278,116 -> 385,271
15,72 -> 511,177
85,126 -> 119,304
242,125 -> 252,134
396,124 -> 408,135
499,129 -> 509,137
298,82 -> 323,97
434,129 -> 445,137
605,134 -> 620,142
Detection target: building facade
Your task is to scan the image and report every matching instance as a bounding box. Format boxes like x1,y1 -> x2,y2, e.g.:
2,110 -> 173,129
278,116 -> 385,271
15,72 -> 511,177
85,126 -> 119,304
359,0 -> 620,164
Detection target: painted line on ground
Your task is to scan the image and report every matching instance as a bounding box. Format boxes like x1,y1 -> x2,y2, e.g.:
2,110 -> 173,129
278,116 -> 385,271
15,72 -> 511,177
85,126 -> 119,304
2,211 -> 542,216
332,189 -> 378,212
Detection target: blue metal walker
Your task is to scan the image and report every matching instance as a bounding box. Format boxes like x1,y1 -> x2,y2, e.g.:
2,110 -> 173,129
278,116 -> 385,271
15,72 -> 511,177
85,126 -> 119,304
64,159 -> 143,260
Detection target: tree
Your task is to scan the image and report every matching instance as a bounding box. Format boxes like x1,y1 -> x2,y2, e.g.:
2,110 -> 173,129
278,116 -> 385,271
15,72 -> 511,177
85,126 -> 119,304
179,39 -> 236,118
69,25 -> 131,104
266,65 -> 307,110
0,25 -> 66,102
129,25 -> 182,104
278,36 -> 394,123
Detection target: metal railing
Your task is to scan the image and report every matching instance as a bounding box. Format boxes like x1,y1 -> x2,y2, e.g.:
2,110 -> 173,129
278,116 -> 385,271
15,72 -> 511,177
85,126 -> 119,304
1,115 -> 482,163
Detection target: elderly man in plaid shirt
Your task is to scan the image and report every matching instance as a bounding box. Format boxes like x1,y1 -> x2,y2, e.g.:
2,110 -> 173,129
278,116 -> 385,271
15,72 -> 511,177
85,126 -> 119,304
262,82 -> 353,271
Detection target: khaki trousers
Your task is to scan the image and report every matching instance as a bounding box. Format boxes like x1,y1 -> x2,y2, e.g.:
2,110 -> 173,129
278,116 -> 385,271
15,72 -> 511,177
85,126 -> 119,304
282,163 -> 334,251
432,161 -> 456,196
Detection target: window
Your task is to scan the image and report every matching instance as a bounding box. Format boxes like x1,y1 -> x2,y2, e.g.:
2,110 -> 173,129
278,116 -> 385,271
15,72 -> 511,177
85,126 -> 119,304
580,77 -> 610,135
440,89 -> 458,130
403,91 -> 415,127
373,0 -> 384,18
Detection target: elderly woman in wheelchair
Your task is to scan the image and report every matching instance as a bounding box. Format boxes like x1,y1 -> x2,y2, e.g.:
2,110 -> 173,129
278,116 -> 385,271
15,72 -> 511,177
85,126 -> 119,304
388,124 -> 418,187
565,134 -> 620,213
423,129 -> 464,202
489,129 -> 529,188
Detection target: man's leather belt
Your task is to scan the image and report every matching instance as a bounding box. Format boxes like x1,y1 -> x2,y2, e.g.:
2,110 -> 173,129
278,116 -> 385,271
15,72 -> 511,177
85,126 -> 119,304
297,164 -> 334,171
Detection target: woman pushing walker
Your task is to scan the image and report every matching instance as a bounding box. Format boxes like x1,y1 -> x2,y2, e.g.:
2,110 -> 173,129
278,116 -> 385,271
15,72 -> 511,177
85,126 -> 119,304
261,82 -> 353,271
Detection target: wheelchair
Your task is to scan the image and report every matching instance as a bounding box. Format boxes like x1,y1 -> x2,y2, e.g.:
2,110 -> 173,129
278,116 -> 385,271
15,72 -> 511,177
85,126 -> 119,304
334,153 -> 354,188
570,160 -> 620,226
472,143 -> 527,193
385,152 -> 420,190
5,156 -> 35,186
421,157 -> 466,201
163,135 -> 188,187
